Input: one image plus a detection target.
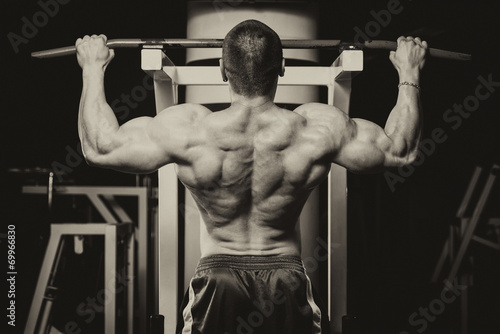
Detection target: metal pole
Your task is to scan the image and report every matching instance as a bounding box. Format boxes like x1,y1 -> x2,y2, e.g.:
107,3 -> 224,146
31,39 -> 471,61
36,237 -> 66,334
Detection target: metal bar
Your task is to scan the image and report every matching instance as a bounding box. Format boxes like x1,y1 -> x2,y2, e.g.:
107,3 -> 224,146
363,40 -> 472,61
156,115 -> 179,334
47,172 -> 54,212
105,224 -> 117,334
327,50 -> 361,334
23,185 -> 149,196
102,194 -> 133,223
158,164 -> 180,334
127,229 -> 135,334
333,50 -> 364,81
21,185 -> 148,334
137,187 -> 149,334
431,238 -> 450,283
163,66 -> 337,86
328,163 -> 348,334
87,193 -> 118,224
24,228 -> 62,334
25,230 -> 59,333
447,165 -> 499,283
472,235 -> 500,250
456,167 -> 482,218
31,39 -> 471,61
143,46 -> 180,333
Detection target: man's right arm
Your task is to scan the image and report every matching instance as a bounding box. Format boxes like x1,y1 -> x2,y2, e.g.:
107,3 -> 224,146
75,35 -> 211,174
295,36 -> 427,173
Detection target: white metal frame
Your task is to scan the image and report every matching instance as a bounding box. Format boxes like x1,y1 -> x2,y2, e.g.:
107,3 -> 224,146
22,186 -> 148,334
431,165 -> 500,334
24,223 -> 133,334
142,47 -> 363,334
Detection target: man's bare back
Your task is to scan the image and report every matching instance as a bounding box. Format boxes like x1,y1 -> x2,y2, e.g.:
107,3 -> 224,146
74,19 -> 427,333
174,102 -> 332,257
75,32 -> 426,258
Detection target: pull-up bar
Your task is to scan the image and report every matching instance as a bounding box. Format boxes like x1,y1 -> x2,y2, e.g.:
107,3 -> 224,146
31,38 -> 472,61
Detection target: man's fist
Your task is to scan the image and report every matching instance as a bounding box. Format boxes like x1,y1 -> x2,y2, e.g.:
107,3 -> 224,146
75,34 -> 114,70
389,36 -> 428,73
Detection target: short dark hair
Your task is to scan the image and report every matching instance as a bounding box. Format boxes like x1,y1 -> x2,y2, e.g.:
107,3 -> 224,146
222,20 -> 283,97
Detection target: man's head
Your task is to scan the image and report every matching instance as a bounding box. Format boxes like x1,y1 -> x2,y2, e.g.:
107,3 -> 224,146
221,20 -> 284,98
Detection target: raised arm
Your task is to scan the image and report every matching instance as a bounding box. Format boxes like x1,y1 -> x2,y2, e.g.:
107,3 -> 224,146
76,35 -> 209,173
296,36 -> 427,173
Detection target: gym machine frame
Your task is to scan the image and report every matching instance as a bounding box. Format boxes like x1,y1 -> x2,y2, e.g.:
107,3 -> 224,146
431,165 -> 500,334
23,185 -> 148,334
141,44 -> 362,334
31,38 -> 471,334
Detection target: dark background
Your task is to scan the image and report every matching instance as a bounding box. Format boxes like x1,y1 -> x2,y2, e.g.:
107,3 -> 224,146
1,0 -> 499,333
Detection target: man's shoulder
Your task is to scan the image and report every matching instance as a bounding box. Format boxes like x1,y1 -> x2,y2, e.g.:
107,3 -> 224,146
160,103 -> 211,116
292,103 -> 347,129
157,103 -> 211,123
293,102 -> 343,117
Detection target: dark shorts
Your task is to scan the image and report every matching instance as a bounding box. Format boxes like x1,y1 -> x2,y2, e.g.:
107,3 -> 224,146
176,255 -> 330,334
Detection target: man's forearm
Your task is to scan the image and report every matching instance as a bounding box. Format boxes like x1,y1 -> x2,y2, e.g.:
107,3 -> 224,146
78,66 -> 119,160
383,70 -> 422,161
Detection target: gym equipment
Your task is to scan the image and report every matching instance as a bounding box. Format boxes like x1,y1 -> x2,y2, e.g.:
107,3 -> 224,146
32,38 -> 471,61
432,165 -> 500,334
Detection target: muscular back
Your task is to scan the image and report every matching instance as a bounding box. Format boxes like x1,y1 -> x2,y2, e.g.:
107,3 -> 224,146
173,103 -> 332,256
76,34 -> 424,256
89,91 -> 417,256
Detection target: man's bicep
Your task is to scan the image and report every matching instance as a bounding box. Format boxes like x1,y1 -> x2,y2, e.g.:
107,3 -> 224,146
88,116 -> 173,173
296,103 -> 406,173
332,118 -> 396,173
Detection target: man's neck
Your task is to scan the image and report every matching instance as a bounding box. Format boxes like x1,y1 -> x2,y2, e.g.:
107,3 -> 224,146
229,92 -> 275,111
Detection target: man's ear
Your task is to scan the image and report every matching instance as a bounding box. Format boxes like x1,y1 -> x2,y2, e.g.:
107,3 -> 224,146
219,59 -> 228,82
279,58 -> 285,77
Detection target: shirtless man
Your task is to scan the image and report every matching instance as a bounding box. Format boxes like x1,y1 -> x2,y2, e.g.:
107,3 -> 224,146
76,20 -> 426,334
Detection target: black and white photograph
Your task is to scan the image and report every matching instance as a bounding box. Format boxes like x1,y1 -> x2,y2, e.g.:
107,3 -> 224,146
1,1 -> 499,333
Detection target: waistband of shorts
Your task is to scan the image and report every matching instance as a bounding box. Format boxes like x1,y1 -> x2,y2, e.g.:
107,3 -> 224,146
196,254 -> 305,272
